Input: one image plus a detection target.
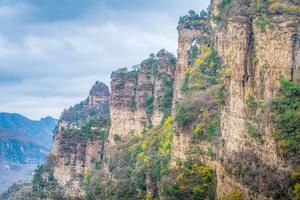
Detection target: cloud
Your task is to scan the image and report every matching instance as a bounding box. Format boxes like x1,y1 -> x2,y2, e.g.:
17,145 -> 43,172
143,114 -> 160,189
0,0 -> 210,119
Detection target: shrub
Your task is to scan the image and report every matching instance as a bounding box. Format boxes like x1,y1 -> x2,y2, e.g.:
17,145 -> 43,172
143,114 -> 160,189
164,162 -> 215,200
256,16 -> 271,31
272,78 -> 300,162
214,86 -> 226,107
246,94 -> 258,112
99,130 -> 109,141
219,190 -> 242,200
218,0 -> 232,11
113,134 -> 122,142
212,15 -> 222,23
145,95 -> 154,116
181,73 -> 191,94
159,76 -> 174,123
294,183 -> 300,200
178,10 -> 207,28
252,0 -> 268,12
79,118 -> 110,138
192,119 -> 220,143
245,123 -> 262,141
175,105 -> 193,127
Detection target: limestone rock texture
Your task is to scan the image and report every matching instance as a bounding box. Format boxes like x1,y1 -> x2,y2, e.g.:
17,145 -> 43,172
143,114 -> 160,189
109,50 -> 176,143
212,0 -> 299,198
51,81 -> 110,198
171,0 -> 300,199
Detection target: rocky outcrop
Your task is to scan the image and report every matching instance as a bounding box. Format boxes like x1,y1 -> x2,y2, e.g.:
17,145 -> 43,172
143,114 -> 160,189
3,1 -> 299,199
51,81 -> 110,198
109,49 -> 176,142
172,17 -> 209,105
171,0 -> 300,199
211,0 -> 300,198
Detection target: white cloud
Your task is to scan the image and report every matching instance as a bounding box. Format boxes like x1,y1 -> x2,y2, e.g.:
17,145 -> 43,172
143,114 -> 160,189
0,0 -> 210,119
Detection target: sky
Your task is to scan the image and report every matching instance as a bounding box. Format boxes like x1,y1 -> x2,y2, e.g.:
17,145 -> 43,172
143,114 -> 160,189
0,0 -> 210,120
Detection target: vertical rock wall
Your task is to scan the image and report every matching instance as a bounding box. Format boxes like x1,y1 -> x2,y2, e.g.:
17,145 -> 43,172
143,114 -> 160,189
109,50 -> 176,142
51,82 -> 110,198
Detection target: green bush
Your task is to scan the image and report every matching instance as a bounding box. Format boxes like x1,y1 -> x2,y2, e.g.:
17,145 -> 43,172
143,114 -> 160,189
245,123 -> 262,141
212,15 -> 222,23
256,16 -> 271,31
272,78 -> 300,162
192,119 -> 220,143
218,0 -> 232,11
79,118 -> 110,138
164,162 -> 215,200
214,86 -> 226,107
178,9 -> 207,28
145,95 -> 154,116
175,105 -> 193,127
219,191 -> 242,200
113,134 -> 122,142
253,0 -> 268,13
181,73 -> 191,94
159,76 -> 174,123
31,165 -> 63,199
246,95 -> 258,112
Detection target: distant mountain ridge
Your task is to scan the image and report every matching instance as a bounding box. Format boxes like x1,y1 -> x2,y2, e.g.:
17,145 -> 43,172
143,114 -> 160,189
0,113 -> 57,148
0,113 -> 57,192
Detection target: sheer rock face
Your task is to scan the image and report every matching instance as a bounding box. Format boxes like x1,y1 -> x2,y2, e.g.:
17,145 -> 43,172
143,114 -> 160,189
211,0 -> 300,198
88,81 -> 110,106
171,23 -> 210,164
172,27 -> 209,106
171,0 -> 300,199
109,50 -> 176,143
51,81 -> 110,198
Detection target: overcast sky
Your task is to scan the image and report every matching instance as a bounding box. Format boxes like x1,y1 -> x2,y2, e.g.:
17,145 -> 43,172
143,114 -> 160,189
0,0 -> 210,120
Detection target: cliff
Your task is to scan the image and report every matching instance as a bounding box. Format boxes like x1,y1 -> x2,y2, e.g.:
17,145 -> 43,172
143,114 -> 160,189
171,0 -> 300,199
2,1 -> 300,199
110,49 -> 176,141
51,81 -> 110,198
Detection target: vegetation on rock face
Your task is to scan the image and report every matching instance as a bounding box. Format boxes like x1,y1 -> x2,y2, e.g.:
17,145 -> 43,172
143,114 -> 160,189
159,76 -> 174,123
163,162 -> 216,200
145,95 -> 154,116
82,117 -> 174,200
218,0 -> 232,11
245,123 -> 263,142
79,117 -> 110,139
29,156 -> 64,200
181,47 -> 224,93
224,151 -> 292,199
272,78 -> 300,163
176,46 -> 225,146
218,191 -> 243,200
178,9 -> 209,29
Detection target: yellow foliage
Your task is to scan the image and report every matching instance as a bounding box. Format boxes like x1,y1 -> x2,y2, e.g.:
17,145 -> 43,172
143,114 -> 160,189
294,183 -> 300,200
163,116 -> 173,127
192,185 -> 204,194
225,67 -> 232,77
141,140 -> 148,150
218,191 -> 243,200
269,1 -> 300,13
193,123 -> 204,136
138,152 -> 150,164
146,193 -> 154,200
176,172 -> 185,182
292,168 -> 300,179
278,139 -> 288,156
83,169 -> 92,180
185,66 -> 194,75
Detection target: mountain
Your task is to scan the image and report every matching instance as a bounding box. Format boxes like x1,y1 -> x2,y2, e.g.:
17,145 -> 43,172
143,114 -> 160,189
2,0 -> 300,199
0,113 -> 57,192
